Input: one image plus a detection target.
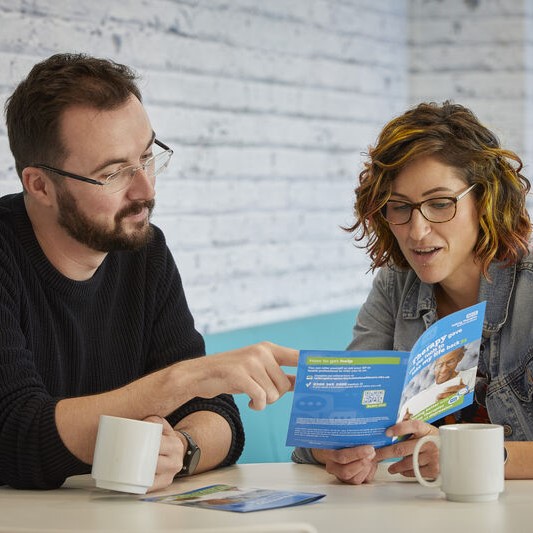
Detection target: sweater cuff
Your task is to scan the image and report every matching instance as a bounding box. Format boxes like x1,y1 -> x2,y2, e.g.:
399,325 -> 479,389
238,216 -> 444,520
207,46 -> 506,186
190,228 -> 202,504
291,447 -> 320,465
168,395 -> 245,467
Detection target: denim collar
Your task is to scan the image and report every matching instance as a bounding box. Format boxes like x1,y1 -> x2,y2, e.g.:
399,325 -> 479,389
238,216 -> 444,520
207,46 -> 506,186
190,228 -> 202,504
400,270 -> 438,328
479,261 -> 516,334
399,261 -> 516,335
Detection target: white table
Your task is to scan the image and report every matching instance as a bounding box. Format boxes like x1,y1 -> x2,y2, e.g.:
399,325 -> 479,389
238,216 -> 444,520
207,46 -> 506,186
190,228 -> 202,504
0,463 -> 530,532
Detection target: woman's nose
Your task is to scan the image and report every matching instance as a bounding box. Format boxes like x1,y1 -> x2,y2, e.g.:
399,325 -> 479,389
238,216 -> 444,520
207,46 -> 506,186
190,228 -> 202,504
408,208 -> 432,240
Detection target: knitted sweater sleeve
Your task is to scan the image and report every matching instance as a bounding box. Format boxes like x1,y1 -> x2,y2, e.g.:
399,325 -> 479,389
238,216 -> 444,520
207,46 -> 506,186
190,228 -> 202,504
141,228 -> 245,468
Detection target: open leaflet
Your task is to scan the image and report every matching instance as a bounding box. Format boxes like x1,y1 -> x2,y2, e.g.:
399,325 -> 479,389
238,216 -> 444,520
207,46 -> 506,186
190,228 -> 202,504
286,301 -> 486,449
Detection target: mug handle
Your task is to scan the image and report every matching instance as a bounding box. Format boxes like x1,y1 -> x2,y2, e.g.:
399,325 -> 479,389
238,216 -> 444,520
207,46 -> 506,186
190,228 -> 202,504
413,435 -> 441,488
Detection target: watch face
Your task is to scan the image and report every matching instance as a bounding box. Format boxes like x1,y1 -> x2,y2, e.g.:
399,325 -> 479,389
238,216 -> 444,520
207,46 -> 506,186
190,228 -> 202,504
188,447 -> 201,474
179,430 -> 201,476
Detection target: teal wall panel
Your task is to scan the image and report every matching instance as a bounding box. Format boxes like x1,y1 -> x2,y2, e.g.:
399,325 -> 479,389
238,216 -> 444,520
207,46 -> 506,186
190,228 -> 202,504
204,308 -> 358,463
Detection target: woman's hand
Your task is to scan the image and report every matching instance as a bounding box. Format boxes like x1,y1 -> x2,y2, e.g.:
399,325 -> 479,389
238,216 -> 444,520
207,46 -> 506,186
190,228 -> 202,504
312,445 -> 377,485
374,420 -> 439,479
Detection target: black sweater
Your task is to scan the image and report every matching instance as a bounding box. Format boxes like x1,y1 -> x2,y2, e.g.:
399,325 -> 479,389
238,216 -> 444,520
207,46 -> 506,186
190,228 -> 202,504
0,193 -> 244,489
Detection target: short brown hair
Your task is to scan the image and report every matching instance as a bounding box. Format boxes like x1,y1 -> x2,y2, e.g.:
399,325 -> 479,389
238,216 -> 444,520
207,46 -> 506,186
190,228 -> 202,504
5,53 -> 142,179
348,101 -> 531,277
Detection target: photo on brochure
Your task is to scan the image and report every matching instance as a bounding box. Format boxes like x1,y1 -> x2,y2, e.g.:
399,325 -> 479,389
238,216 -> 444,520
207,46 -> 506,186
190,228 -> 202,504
286,301 -> 486,449
141,484 -> 325,513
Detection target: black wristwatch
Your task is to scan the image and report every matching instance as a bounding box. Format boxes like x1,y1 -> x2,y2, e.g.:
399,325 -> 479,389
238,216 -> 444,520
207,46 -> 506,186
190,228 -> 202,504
176,430 -> 201,477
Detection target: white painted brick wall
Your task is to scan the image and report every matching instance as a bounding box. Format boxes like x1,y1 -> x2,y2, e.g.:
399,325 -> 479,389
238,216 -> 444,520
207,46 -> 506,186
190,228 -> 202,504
409,0 -> 532,172
0,0 -> 406,334
526,1 -> 533,168
2,0 -> 532,336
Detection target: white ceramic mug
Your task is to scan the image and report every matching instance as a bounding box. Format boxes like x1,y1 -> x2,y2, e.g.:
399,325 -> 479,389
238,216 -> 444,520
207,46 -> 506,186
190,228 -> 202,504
412,423 -> 504,502
91,415 -> 163,494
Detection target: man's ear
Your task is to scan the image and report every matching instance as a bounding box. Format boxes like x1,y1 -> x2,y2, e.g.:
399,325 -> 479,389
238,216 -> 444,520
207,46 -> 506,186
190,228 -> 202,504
22,167 -> 57,207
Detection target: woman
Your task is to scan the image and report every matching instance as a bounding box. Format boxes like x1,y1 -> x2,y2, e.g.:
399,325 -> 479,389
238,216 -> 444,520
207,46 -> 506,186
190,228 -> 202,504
292,101 -> 533,484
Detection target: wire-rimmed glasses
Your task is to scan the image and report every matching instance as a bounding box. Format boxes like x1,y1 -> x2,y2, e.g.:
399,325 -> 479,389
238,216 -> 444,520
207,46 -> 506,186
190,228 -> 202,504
32,139 -> 173,194
382,183 -> 477,225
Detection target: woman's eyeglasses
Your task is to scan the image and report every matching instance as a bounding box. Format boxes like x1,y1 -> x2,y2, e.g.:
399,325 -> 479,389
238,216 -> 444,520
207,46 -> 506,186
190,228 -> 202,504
382,183 -> 477,225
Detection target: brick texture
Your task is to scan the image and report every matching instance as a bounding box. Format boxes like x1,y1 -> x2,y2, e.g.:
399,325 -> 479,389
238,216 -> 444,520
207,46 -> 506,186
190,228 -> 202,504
0,0 -> 530,334
409,0 -> 533,168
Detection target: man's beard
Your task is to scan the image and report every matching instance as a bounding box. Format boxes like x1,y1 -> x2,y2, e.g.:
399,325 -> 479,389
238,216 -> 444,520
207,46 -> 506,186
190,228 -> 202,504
56,186 -> 155,252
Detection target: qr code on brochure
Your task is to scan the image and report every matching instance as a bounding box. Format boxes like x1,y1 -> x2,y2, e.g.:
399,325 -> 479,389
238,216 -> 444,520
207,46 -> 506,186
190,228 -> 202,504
362,389 -> 385,405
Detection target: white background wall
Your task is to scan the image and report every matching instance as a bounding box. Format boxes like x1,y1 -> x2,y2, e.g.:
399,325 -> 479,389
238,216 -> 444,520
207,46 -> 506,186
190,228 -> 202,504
526,0 -> 533,168
0,0 -> 531,334
409,0 -> 533,167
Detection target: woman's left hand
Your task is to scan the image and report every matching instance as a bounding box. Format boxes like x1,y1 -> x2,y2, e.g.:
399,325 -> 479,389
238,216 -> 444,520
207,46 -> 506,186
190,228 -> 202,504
374,420 -> 439,479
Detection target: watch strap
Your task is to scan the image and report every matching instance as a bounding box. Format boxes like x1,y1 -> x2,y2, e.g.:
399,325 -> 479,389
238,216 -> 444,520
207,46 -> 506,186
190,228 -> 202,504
177,429 -> 201,477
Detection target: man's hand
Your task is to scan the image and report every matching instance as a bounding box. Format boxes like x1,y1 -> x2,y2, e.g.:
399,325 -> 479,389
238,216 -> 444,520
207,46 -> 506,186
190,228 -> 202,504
144,415 -> 185,492
57,344 -> 297,466
436,379 -> 466,401
182,342 -> 299,410
375,420 -> 439,479
312,446 -> 377,485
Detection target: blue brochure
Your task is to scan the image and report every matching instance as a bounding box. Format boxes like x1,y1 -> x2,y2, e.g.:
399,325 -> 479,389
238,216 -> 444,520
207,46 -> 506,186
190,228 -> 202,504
142,484 -> 325,512
286,301 -> 486,449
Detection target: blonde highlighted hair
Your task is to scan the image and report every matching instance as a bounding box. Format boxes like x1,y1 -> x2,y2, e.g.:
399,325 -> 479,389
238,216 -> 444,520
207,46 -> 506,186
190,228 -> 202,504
348,101 -> 531,277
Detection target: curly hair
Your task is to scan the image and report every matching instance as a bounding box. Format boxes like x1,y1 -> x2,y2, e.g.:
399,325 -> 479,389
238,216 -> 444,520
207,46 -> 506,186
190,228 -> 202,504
348,101 -> 531,277
5,53 -> 142,179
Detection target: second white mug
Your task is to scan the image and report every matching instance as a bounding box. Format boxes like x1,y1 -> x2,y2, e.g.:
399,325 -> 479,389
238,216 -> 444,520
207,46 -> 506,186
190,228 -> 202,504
412,423 -> 504,502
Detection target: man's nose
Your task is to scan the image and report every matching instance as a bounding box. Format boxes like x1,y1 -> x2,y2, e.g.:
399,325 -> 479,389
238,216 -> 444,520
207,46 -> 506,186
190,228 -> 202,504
127,167 -> 155,200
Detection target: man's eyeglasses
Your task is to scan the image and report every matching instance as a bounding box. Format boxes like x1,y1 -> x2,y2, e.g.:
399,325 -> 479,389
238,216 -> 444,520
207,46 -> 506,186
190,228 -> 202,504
382,183 -> 477,225
32,139 -> 173,195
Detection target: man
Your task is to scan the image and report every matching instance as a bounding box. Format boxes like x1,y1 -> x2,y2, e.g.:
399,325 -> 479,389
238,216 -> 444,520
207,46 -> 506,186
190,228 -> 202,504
0,53 -> 298,490
433,346 -> 476,401
398,345 -> 477,421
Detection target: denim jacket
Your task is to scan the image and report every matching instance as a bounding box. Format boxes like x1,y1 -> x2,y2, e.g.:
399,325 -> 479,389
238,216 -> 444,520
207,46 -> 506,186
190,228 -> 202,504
292,250 -> 533,464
